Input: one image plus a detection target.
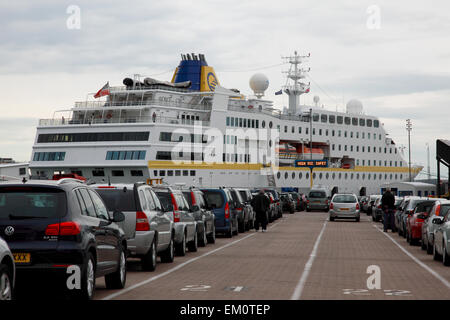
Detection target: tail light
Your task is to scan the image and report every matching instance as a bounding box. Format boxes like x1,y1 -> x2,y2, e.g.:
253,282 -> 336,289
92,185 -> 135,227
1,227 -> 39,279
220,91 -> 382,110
45,222 -> 81,236
416,217 -> 425,223
325,200 -> 329,205
224,202 -> 230,219
307,200 -> 310,204
377,204 -> 381,209
190,191 -> 196,205
236,207 -> 243,211
136,211 -> 150,231
270,197 -> 274,204
297,199 -> 300,205
436,204 -> 441,216
330,203 -> 334,210
170,193 -> 180,222
356,203 -> 360,210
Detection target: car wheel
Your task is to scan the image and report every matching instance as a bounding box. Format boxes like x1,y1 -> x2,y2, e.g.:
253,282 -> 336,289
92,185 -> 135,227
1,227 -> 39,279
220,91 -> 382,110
443,242 -> 450,266
141,240 -> 157,271
207,225 -> 216,244
76,252 -> 96,300
233,218 -> 239,236
188,230 -> 198,252
238,219 -> 245,233
160,237 -> 175,263
176,232 -> 187,256
355,217 -> 360,222
306,208 -> 311,212
0,264 -> 13,301
329,217 -> 335,221
406,231 -> 410,243
198,227 -> 207,247
426,236 -> 433,255
421,237 -> 427,250
105,247 -> 127,289
433,242 -> 442,261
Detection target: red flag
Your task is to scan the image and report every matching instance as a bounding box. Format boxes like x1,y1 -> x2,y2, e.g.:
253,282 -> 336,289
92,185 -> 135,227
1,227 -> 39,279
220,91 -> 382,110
94,82 -> 110,98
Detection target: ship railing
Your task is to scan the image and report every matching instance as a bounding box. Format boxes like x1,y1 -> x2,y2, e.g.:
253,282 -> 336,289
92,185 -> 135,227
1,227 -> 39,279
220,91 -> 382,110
73,99 -> 211,111
38,116 -> 211,127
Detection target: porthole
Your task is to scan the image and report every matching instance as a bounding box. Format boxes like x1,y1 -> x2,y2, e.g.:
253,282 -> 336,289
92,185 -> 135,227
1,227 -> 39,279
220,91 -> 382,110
313,173 -> 316,179
356,173 -> 360,179
379,174 -> 382,180
299,172 -> 303,179
285,172 -> 288,179
368,174 -> 371,180
395,174 -> 398,180
262,121 -> 266,128
332,173 -> 335,179
385,174 -> 387,180
292,172 -> 295,179
269,121 -> 273,129
277,172 -> 281,179
362,174 -> 365,180
319,173 -> 323,179
306,172 -> 309,179
339,173 -> 342,179
351,173 -> 354,179
345,173 -> 348,179
326,173 -> 329,179
390,174 -> 393,180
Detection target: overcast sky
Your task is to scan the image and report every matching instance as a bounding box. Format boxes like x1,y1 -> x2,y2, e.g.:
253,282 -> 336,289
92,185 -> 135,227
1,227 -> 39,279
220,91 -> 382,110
1,0 -> 449,179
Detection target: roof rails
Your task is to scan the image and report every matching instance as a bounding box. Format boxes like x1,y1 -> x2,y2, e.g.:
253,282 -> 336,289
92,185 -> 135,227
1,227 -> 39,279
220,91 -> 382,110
56,178 -> 86,185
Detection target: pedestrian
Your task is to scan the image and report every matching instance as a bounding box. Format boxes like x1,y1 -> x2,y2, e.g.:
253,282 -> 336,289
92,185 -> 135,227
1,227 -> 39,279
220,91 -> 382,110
381,187 -> 396,232
251,189 -> 270,232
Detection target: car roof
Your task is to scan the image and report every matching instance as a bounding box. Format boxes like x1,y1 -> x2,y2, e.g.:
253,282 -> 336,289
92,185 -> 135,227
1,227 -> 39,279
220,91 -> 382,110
0,179 -> 84,191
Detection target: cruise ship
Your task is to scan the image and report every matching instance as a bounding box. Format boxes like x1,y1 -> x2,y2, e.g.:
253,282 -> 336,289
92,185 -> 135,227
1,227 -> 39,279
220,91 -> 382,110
29,52 -> 422,195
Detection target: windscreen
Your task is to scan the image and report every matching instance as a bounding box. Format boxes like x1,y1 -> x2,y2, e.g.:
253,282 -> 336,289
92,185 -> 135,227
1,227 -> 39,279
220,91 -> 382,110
202,191 -> 224,209
96,188 -> 137,212
0,187 -> 66,219
239,190 -> 249,202
332,195 -> 357,203
309,191 -> 326,198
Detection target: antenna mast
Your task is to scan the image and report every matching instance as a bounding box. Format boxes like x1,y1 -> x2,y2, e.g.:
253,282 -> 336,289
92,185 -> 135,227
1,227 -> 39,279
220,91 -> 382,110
282,51 -> 310,115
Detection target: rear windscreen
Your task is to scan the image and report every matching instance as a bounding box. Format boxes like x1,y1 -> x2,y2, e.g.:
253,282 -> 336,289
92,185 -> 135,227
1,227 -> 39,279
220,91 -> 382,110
182,192 -> 193,207
0,187 -> 66,219
309,191 -> 326,198
239,190 -> 249,202
333,195 -> 357,203
95,189 -> 137,212
290,193 -> 299,200
202,191 -> 224,209
155,192 -> 171,210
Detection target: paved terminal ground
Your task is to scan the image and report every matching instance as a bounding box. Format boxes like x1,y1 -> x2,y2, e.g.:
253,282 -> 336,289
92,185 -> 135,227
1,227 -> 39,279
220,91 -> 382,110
92,211 -> 450,300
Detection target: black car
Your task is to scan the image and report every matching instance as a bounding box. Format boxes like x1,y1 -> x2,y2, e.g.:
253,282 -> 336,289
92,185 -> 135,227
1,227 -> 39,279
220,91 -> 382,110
229,188 -> 249,233
0,179 -> 127,300
280,193 -> 295,214
289,192 -> 303,211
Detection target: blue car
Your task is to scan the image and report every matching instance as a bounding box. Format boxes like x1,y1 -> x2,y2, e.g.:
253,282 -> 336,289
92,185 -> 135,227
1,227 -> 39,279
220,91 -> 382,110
201,188 -> 238,238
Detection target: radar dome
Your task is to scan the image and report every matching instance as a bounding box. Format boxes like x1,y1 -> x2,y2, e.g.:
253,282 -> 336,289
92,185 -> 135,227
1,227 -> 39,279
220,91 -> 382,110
346,99 -> 363,114
249,73 -> 269,98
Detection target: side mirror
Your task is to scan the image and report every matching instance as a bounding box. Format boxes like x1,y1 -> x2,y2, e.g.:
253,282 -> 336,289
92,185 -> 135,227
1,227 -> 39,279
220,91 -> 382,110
432,217 -> 444,225
192,205 -> 200,212
112,211 -> 125,223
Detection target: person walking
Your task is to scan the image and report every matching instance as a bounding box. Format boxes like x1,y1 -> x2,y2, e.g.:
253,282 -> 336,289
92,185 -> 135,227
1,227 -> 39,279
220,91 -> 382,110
251,189 -> 270,232
381,187 -> 396,232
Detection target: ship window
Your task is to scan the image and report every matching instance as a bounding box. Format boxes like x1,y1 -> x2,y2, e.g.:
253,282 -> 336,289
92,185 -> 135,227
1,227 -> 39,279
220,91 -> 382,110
350,146 -> 353,152
362,174 -> 365,180
344,131 -> 347,138
359,118 -> 365,126
379,174 -> 382,180
313,128 -> 316,135
269,121 -> 273,128
329,115 -> 335,124
338,145 -> 341,151
19,168 -> 26,175
350,131 -> 353,138
292,126 -> 295,133
306,128 -> 309,134
125,151 -> 133,160
112,170 -> 124,177
368,174 -> 371,180
156,151 -> 172,160
344,145 -> 347,151
175,170 -> 181,176
352,118 -> 358,126
385,174 -> 387,180
33,152 -> 66,162
298,127 -> 302,134
299,172 -> 303,179
339,173 -> 342,179
306,172 -> 309,179
337,116 -> 343,124
226,117 -> 230,126
338,130 -> 341,137
183,170 -> 189,176
313,173 -> 316,179
256,120 -> 259,128
239,118 -> 242,127
292,172 -> 295,179
390,174 -> 393,180
92,169 -> 105,177
230,117 -> 235,127
252,120 -> 255,128
379,134 -> 382,140
248,119 -> 251,127
262,121 -> 265,128
344,117 -> 351,125
284,172 -> 288,179
356,173 -> 359,179
374,120 -> 380,128
313,113 -> 319,122
243,119 -> 247,128
159,170 -> 166,176
356,146 -> 359,152
326,129 -> 328,136
284,126 -> 287,133
332,173 -> 335,179
332,130 -> 335,137
119,151 -> 126,160
319,173 -> 323,179
153,170 -> 158,176
332,144 -> 335,151
190,170 -> 196,176
167,170 -> 173,176
131,170 -> 143,177
277,172 -> 281,179
366,119 -> 372,127
319,129 -> 322,135
37,132 -> 149,143
321,114 -> 327,123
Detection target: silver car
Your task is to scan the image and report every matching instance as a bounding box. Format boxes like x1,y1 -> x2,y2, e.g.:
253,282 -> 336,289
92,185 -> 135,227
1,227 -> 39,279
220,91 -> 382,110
94,183 -> 175,271
307,189 -> 330,211
422,200 -> 450,255
329,193 -> 360,222
0,236 -> 14,300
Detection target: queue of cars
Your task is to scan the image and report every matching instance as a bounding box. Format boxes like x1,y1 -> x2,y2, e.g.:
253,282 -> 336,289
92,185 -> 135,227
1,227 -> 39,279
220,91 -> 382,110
0,178 -> 306,300
368,193 -> 450,267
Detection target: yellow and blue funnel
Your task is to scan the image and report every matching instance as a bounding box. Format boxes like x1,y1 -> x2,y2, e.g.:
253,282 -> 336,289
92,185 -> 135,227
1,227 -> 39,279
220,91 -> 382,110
171,53 -> 219,92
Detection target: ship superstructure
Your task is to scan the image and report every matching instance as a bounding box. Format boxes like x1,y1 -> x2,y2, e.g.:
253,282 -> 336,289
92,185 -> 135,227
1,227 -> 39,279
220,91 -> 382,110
29,53 -> 422,194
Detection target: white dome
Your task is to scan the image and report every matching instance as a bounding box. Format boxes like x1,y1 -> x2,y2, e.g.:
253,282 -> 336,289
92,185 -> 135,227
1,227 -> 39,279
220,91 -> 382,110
249,73 -> 269,97
346,99 -> 363,114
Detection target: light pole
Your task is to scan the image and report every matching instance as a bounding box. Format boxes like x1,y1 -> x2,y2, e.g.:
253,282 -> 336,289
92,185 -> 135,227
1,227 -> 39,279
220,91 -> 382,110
426,142 -> 430,181
406,119 -> 412,182
309,108 -> 313,187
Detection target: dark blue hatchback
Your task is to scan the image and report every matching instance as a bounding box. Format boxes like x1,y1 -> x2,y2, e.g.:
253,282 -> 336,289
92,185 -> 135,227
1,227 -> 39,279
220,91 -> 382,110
201,188 -> 238,238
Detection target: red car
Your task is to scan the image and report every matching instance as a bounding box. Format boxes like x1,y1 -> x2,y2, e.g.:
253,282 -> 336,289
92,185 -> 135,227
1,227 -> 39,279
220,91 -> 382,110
406,200 -> 437,245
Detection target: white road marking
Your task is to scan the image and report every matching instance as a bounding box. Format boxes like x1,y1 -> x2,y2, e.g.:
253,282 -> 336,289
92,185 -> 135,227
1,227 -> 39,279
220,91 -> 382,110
233,286 -> 244,292
102,219 -> 283,300
291,218 -> 328,300
373,225 -> 450,290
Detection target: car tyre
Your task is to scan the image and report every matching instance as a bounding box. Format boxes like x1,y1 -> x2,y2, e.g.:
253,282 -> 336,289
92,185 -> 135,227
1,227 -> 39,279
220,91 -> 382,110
355,217 -> 360,222
426,236 -> 433,255
141,240 -> 157,271
238,219 -> 245,233
207,225 -> 216,244
198,227 -> 207,247
443,242 -> 450,266
433,242 -> 442,261
75,252 -> 96,300
176,232 -> 187,256
0,264 -> 13,301
329,217 -> 335,221
160,237 -> 175,263
105,246 -> 127,289
188,230 -> 198,252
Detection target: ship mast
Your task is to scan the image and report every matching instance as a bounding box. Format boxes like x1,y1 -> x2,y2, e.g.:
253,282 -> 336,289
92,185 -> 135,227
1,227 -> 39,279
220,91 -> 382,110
282,51 -> 311,115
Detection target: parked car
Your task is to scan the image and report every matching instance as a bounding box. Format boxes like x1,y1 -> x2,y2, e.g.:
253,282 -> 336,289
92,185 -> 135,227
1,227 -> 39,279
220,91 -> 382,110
280,193 -> 295,214
0,179 -> 127,300
395,197 -> 410,235
289,192 -> 303,211
422,200 -> 450,254
236,188 -> 255,230
265,192 -> 278,222
360,196 -> 369,213
306,189 -> 330,212
329,194 -> 360,222
182,188 -> 216,246
367,195 -> 381,216
406,200 -> 438,246
431,206 -> 450,264
94,183 -> 174,271
265,189 -> 282,218
371,198 -> 383,222
229,188 -> 249,233
154,186 -> 197,256
0,236 -> 14,300
201,188 -> 238,238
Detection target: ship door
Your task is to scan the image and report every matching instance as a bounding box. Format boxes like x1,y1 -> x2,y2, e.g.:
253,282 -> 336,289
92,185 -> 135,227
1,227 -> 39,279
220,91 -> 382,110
359,187 -> 366,196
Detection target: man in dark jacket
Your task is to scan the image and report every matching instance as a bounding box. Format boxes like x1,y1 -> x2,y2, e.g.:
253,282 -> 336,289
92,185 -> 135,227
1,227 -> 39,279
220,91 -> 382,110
381,187 -> 396,232
251,189 -> 270,232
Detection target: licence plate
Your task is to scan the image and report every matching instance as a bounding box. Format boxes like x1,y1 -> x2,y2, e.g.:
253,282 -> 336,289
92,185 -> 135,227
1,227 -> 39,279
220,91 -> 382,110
313,201 -> 321,203
13,253 -> 31,264
340,208 -> 349,211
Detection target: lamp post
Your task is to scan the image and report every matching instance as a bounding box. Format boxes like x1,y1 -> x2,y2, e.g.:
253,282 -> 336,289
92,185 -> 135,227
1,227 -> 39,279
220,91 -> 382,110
309,108 -> 313,187
406,119 -> 412,182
